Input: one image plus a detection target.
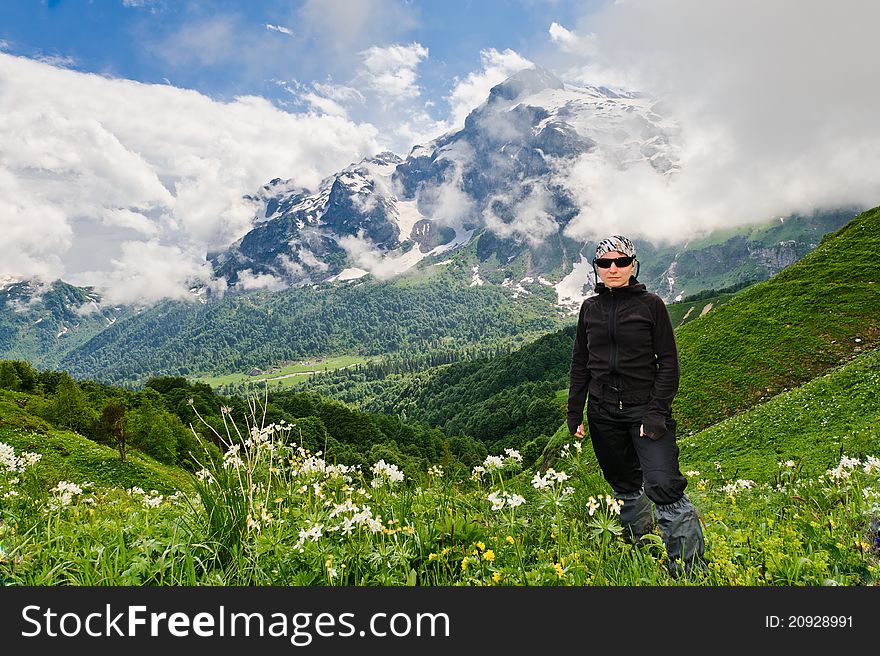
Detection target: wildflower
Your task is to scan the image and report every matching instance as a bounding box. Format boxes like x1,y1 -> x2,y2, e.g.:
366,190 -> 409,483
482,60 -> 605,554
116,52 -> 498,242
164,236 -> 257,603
476,541 -> 486,551
506,535 -> 515,545
488,491 -> 526,511
483,550 -> 495,562
483,455 -> 504,471
864,456 -> 880,475
461,557 -> 469,571
722,479 -> 756,496
0,443 -> 17,472
370,459 -> 404,487
49,480 -> 84,507
503,449 -> 523,466
492,571 -> 502,583
428,465 -> 444,479
554,562 -> 565,579
531,472 -> 550,490
19,451 -> 41,468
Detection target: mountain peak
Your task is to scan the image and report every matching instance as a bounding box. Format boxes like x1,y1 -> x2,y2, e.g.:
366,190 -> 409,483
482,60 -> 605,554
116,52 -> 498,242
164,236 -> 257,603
486,65 -> 565,105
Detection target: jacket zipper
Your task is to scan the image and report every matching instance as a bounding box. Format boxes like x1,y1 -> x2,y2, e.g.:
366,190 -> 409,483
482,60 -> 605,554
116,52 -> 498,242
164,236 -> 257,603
608,290 -> 622,409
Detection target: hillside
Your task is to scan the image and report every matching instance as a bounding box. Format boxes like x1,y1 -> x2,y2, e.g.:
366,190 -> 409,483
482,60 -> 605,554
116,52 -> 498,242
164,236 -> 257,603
57,275 -> 565,385
678,346 -> 880,482
672,204 -> 880,434
0,389 -> 190,494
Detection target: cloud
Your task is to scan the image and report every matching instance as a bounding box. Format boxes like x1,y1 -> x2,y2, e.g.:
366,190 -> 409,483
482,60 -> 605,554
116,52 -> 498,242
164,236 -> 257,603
265,24 -> 294,36
0,53 -> 381,302
445,48 -> 534,129
236,269 -> 288,292
548,22 -> 596,56
295,0 -> 420,65
151,14 -> 242,68
92,240 -> 222,306
357,42 -> 429,103
483,185 -> 559,246
559,0 -> 880,242
292,43 -> 442,154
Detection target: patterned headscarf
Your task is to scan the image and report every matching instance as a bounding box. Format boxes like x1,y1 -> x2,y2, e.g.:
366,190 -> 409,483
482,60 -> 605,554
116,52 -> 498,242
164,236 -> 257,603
594,235 -> 636,259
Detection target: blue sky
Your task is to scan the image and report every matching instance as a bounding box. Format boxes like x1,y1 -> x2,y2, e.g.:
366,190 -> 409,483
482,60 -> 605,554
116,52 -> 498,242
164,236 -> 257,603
0,0 -> 593,125
1,1 -> 879,303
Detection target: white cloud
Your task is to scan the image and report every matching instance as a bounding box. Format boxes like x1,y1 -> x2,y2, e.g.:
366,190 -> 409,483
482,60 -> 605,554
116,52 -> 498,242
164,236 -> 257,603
152,14 -> 241,68
560,0 -> 880,241
445,48 -> 534,129
358,42 -> 429,103
265,24 -> 294,36
483,185 -> 559,246
95,240 -> 220,305
295,0 -> 419,63
0,53 -> 381,302
236,269 -> 288,292
548,22 -> 597,56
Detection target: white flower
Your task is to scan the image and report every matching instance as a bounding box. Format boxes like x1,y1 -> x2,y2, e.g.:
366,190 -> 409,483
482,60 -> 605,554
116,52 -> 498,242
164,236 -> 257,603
507,493 -> 526,508
483,455 -> 504,471
20,451 -> 41,468
503,448 -> 523,466
488,491 -> 505,511
371,459 -> 404,486
863,456 -> 880,475
49,480 -> 84,507
722,479 -> 757,496
531,472 -> 550,490
0,442 -> 18,472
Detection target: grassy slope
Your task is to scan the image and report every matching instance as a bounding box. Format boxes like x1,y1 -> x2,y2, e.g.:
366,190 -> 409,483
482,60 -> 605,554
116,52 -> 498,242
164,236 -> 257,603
679,347 -> 880,482
667,292 -> 739,328
0,390 -> 192,494
673,205 -> 880,434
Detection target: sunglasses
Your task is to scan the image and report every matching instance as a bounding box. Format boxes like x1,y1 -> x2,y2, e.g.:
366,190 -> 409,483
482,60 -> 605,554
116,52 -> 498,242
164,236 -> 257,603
594,256 -> 635,268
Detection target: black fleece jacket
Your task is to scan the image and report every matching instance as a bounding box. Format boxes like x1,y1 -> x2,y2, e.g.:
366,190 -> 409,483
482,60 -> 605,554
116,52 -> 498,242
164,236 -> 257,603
566,278 -> 680,438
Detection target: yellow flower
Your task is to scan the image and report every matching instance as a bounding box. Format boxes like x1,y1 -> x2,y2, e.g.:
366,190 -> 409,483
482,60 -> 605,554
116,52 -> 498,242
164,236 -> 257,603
461,557 -> 469,571
506,535 -> 515,545
428,553 -> 438,561
554,562 -> 565,579
492,571 -> 502,583
476,541 -> 486,551
483,550 -> 495,562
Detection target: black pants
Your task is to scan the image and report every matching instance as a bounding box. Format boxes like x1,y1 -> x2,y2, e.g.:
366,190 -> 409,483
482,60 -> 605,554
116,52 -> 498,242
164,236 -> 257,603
586,396 -> 687,506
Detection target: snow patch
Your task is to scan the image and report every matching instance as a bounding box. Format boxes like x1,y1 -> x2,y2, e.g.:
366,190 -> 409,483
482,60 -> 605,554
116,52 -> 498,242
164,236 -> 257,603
330,267 -> 370,282
555,254 -> 593,313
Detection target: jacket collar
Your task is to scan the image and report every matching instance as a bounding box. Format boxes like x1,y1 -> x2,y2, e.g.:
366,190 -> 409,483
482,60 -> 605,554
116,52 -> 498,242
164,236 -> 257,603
595,277 -> 646,295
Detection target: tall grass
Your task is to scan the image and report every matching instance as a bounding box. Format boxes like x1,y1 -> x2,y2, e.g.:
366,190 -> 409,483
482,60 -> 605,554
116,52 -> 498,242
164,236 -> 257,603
2,400 -> 877,586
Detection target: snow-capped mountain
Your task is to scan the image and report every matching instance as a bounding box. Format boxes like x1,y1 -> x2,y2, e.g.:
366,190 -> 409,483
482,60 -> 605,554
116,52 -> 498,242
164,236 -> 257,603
209,65 -> 680,303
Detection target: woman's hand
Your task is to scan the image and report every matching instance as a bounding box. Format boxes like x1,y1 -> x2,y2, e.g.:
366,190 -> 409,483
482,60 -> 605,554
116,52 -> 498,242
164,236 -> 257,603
575,423 -> 585,439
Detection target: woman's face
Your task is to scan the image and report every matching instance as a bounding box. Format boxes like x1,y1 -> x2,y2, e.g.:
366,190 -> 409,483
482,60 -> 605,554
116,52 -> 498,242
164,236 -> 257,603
596,250 -> 635,288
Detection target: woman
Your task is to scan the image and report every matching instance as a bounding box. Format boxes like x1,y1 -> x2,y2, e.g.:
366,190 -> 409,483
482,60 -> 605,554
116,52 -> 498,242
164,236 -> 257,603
567,235 -> 706,577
